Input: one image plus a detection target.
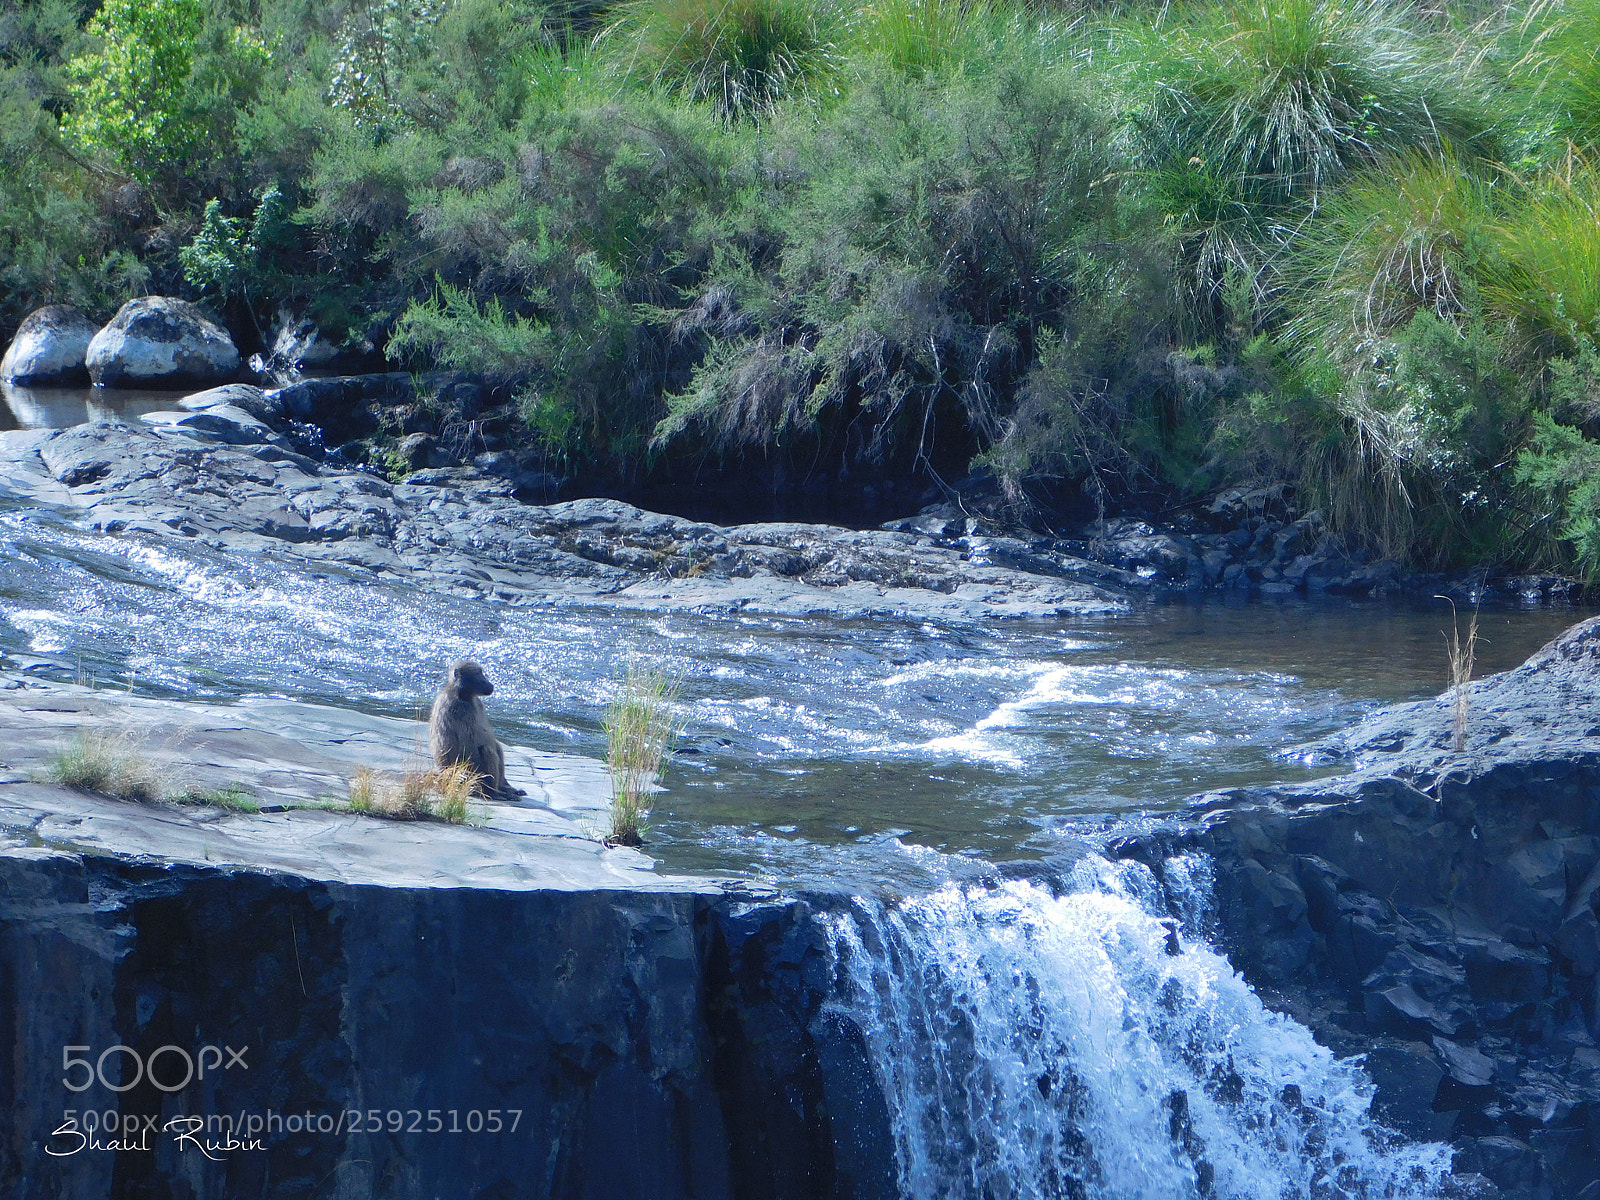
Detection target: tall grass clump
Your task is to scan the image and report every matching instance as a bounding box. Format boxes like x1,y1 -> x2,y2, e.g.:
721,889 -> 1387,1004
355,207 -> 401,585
1482,165 -> 1600,357
850,0 -> 989,76
1288,154 -> 1499,361
604,0 -> 845,116
603,663 -> 682,847
1124,0 -> 1491,309
47,730 -> 164,802
1511,0 -> 1600,155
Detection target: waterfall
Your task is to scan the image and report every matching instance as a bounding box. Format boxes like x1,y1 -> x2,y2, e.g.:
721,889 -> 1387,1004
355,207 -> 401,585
824,856 -> 1454,1200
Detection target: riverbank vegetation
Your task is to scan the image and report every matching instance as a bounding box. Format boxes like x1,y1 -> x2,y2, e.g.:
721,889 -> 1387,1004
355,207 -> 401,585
9,0 -> 1600,574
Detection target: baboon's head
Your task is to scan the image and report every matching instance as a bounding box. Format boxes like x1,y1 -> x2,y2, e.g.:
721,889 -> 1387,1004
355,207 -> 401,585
448,660 -> 495,697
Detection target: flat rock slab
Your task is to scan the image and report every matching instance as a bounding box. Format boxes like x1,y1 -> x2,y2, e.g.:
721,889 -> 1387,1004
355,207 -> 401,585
0,678 -> 709,893
0,421 -> 1127,625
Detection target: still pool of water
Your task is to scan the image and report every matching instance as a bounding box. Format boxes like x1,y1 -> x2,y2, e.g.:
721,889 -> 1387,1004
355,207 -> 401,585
0,381 -> 194,431
0,497 -> 1588,884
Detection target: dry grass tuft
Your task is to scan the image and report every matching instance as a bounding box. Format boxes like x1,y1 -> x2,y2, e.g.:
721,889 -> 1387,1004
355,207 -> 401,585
1438,596 -> 1480,754
346,762 -> 479,823
603,662 -> 683,847
47,730 -> 166,802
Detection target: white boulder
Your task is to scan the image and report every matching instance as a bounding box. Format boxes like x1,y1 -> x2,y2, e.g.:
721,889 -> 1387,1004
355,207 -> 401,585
1,305 -> 99,384
87,297 -> 241,388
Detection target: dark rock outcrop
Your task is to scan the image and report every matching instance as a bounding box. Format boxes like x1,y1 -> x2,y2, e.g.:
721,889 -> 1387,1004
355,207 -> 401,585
0,305 -> 99,384
86,297 -> 241,388
0,844 -> 887,1200
1122,616 -> 1600,1199
266,373 -> 414,444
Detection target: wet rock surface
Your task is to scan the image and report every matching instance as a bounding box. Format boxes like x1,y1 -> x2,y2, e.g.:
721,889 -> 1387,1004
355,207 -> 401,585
1121,616 -> 1600,1199
0,417 -> 1125,623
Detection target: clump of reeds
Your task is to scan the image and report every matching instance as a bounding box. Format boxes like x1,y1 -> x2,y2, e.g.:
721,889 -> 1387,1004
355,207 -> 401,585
346,762 -> 479,823
603,662 -> 683,847
1438,596 -> 1480,753
47,730 -> 165,802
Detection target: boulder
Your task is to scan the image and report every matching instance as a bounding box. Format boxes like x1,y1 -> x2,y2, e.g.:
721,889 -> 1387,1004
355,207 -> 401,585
0,305 -> 99,384
86,297 -> 240,388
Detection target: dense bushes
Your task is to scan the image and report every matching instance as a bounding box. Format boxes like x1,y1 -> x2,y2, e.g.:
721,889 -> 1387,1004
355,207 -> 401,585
10,0 -> 1600,576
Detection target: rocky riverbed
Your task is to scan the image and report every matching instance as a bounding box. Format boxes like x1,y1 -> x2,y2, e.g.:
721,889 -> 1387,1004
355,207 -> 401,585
0,415 -> 1127,623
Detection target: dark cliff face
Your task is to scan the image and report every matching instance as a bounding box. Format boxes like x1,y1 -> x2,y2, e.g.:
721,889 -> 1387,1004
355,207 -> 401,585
0,849 -> 891,1200
1119,617 -> 1600,1200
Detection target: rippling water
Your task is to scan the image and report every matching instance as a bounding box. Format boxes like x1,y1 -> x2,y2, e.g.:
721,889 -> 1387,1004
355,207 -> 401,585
0,496 -> 1588,881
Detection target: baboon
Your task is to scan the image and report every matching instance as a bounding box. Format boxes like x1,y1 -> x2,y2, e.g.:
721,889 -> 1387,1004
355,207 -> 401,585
429,660 -> 521,799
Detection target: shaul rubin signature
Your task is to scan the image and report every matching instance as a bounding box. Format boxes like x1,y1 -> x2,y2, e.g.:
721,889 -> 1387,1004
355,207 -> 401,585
48,1116 -> 264,1160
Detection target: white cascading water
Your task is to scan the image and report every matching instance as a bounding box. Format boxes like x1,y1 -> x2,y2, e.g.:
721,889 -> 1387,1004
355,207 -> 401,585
824,855 -> 1455,1200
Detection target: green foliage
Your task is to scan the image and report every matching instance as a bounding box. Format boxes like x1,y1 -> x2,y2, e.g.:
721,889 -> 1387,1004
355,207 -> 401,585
1288,154 -> 1499,362
1511,0 -> 1600,156
180,185 -> 293,299
13,0 -> 1600,581
1482,166 -> 1600,357
656,61 -> 1143,483
1513,336 -> 1600,574
390,282 -> 549,381
605,0 -> 845,116
327,0 -> 447,128
62,0 -> 269,183
1516,410 -> 1600,576
1123,0 -> 1491,310
175,782 -> 260,811
851,0 -> 990,77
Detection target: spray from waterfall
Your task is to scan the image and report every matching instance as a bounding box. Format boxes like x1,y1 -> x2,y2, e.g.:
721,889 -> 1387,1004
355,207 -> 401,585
824,856 -> 1454,1200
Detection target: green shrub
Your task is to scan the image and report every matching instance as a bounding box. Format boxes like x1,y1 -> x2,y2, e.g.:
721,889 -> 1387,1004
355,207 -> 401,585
389,282 -> 550,381
1516,409 -> 1600,576
654,62 -> 1143,488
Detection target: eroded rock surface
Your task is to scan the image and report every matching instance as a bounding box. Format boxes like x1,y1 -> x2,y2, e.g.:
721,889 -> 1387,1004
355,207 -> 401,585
0,419 -> 1126,623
